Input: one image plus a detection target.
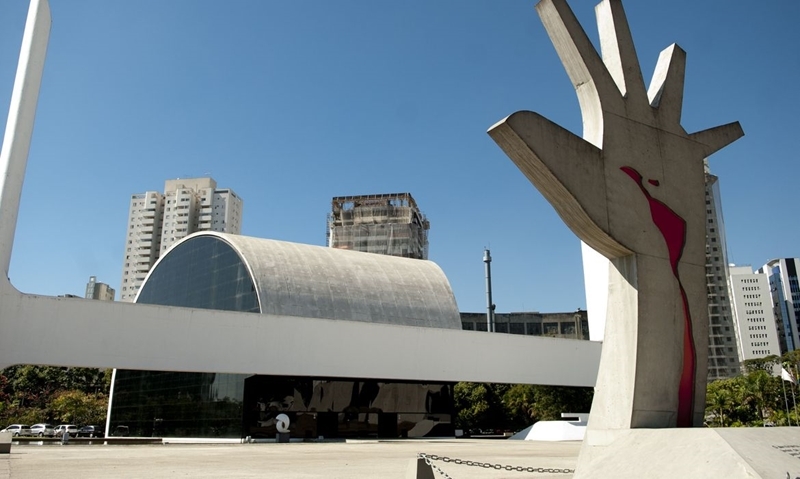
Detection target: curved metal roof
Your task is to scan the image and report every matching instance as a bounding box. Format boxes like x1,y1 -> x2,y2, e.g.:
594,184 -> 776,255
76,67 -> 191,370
141,232 -> 461,330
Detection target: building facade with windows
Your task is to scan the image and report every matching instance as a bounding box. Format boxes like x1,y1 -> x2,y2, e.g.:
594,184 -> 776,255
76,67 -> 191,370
108,232 -> 459,439
327,193 -> 429,260
460,310 -> 589,340
704,169 -> 741,379
728,265 -> 781,360
758,258 -> 800,354
119,177 -> 242,302
85,276 -> 115,301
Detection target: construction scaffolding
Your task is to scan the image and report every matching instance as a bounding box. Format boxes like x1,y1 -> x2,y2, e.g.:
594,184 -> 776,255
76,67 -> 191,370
327,193 -> 430,260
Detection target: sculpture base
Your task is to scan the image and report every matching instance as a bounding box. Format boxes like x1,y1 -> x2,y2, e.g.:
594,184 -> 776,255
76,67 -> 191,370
574,427 -> 800,478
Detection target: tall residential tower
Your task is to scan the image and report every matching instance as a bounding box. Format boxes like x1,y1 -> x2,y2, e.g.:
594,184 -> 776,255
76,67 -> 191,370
120,177 -> 243,302
704,168 -> 741,379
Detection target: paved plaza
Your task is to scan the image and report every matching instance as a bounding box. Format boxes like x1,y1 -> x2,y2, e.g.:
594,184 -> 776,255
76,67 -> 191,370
0,439 -> 580,478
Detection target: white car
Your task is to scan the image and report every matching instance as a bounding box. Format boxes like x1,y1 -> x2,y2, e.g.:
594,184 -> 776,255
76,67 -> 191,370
0,424 -> 31,437
53,425 -> 78,437
30,423 -> 55,437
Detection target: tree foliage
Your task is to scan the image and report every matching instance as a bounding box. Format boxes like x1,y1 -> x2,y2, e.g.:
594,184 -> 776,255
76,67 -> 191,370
0,366 -> 110,427
454,382 -> 593,433
50,390 -> 108,425
453,382 -> 505,432
705,351 -> 800,427
456,350 -> 800,434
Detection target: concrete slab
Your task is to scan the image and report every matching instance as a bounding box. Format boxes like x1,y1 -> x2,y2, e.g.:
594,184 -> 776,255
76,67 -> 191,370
0,439 -> 580,479
575,427 -> 800,479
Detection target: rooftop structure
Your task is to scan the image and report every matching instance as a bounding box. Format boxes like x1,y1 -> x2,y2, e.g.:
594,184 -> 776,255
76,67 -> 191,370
327,193 -> 429,259
85,276 -> 114,301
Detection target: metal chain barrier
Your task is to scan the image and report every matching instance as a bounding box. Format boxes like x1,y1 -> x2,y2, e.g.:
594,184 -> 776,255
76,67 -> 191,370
418,453 -> 574,477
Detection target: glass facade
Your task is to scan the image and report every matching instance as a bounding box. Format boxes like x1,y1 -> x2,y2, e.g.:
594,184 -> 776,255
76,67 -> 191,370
109,234 -> 453,439
243,377 -> 453,439
135,235 -> 259,312
110,371 -> 246,438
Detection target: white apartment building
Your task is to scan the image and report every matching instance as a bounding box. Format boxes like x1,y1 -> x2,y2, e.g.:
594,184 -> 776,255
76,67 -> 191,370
728,265 -> 781,360
704,169 -> 742,379
120,177 -> 243,302
758,258 -> 800,354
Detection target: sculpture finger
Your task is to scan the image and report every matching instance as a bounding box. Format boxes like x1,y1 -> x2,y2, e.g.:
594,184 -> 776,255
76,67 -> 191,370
489,110 -> 629,259
536,0 -> 623,127
596,0 -> 648,106
688,122 -> 745,158
648,44 -> 686,131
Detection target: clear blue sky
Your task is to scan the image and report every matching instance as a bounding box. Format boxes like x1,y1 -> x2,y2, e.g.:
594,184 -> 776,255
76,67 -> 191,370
1,1 -> 797,314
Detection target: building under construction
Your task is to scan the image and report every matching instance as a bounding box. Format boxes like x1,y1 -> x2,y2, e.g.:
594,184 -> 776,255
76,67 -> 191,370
327,193 -> 430,259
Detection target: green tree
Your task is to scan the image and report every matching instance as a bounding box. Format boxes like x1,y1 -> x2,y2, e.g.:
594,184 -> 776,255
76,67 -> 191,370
50,390 -> 108,426
453,383 -> 504,432
705,368 -> 785,427
502,384 -> 536,430
455,382 -> 594,433
0,366 -> 111,426
742,355 -> 780,375
705,379 -> 735,426
527,386 -> 593,422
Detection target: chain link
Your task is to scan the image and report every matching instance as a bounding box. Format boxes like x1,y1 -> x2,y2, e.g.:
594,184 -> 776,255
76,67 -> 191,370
418,452 -> 574,477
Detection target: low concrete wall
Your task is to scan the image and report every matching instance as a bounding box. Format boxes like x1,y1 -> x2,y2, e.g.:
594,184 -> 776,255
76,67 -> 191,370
0,431 -> 11,453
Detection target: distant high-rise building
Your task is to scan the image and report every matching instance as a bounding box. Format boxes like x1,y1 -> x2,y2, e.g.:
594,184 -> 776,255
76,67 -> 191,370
728,265 -> 781,361
758,258 -> 800,354
85,276 -> 115,301
704,167 -> 741,379
120,177 -> 243,302
327,193 -> 429,259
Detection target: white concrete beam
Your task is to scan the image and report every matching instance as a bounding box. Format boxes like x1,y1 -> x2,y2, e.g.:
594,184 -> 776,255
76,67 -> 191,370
0,278 -> 600,387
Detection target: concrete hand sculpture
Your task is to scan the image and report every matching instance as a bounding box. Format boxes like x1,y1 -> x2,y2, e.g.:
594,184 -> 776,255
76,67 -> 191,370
489,0 -> 743,429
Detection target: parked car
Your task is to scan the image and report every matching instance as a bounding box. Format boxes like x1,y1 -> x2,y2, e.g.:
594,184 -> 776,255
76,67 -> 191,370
77,425 -> 104,438
30,423 -> 55,437
110,425 -> 129,437
0,424 -> 31,437
53,425 -> 78,437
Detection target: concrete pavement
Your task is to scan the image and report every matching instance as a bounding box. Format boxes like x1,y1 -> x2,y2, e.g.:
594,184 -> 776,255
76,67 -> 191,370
1,439 -> 580,478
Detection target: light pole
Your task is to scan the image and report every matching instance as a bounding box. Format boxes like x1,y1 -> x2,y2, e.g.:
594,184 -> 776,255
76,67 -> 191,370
484,249 -> 495,332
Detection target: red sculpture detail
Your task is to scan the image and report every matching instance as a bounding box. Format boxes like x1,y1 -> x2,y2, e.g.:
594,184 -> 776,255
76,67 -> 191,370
620,166 -> 696,427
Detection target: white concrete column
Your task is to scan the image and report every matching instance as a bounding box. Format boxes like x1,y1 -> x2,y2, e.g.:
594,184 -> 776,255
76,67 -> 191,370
0,0 -> 50,277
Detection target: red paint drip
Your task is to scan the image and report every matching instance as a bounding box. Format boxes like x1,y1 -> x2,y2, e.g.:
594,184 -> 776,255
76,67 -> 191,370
648,179 -> 660,187
620,166 -> 696,427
